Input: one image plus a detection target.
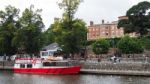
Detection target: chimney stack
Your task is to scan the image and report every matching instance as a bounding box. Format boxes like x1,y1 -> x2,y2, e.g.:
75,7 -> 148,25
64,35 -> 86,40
90,21 -> 94,26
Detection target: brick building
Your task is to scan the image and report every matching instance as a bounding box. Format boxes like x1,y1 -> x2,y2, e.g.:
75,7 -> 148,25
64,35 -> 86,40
87,17 -> 140,40
87,20 -> 124,40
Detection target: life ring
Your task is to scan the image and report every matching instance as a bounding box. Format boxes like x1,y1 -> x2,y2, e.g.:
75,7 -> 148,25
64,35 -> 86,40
32,59 -> 36,64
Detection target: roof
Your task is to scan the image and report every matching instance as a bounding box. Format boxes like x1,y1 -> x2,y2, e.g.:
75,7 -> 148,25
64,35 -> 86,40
88,23 -> 117,28
88,21 -> 118,28
42,43 -> 60,51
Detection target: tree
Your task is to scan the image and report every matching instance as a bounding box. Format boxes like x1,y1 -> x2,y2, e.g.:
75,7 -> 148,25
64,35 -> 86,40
117,35 -> 144,56
118,1 -> 150,36
50,18 -> 87,58
48,0 -> 86,58
42,28 -> 55,46
12,5 -> 44,56
140,36 -> 150,50
0,5 -> 20,56
58,0 -> 83,21
92,39 -> 110,60
61,19 -> 87,56
49,19 -> 63,43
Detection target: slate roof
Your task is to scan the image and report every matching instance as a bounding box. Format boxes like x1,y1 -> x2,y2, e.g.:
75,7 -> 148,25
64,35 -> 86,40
42,43 -> 60,51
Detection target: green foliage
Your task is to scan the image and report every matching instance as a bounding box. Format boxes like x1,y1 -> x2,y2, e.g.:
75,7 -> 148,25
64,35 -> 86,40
118,1 -> 150,36
59,0 -> 83,21
117,35 -> 144,54
50,19 -> 87,55
61,19 -> 87,54
140,37 -> 150,50
42,28 -> 55,46
50,20 -> 63,43
12,5 -> 44,55
86,40 -> 96,46
108,38 -> 120,48
46,0 -> 87,57
92,39 -> 110,55
87,38 -> 121,48
0,5 -> 19,56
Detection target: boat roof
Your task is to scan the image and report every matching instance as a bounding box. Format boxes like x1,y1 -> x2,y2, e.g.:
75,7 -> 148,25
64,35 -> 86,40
42,60 -> 68,63
42,43 -> 60,51
16,58 -> 42,60
15,58 -> 69,64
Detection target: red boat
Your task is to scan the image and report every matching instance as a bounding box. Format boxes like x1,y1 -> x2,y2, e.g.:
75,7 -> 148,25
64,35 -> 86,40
14,50 -> 81,74
14,58 -> 81,74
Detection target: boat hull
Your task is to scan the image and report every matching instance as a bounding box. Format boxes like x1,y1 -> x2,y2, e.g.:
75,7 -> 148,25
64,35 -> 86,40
14,66 -> 80,75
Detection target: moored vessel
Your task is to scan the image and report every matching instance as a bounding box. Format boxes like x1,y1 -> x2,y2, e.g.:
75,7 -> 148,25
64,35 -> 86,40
13,50 -> 81,74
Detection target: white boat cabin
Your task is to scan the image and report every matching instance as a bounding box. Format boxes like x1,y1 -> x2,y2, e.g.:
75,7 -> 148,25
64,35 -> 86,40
14,58 -> 42,68
40,49 -> 63,60
14,58 -> 71,69
40,43 -> 61,59
40,50 -> 56,59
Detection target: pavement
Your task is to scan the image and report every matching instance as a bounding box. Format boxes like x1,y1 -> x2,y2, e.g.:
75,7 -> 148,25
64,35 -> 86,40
80,59 -> 149,64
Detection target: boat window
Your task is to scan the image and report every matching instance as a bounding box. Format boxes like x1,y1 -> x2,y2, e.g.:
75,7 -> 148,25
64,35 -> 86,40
27,64 -> 32,68
49,51 -> 54,56
56,62 -> 68,66
43,62 -> 56,66
20,64 -> 25,68
42,52 -> 48,56
68,62 -> 73,66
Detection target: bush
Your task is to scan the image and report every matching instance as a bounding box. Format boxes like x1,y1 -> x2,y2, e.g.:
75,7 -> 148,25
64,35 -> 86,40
117,35 -> 144,54
92,39 -> 110,55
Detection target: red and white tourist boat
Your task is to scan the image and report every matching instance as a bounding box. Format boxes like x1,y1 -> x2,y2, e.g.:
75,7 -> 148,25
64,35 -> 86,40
14,50 -> 81,75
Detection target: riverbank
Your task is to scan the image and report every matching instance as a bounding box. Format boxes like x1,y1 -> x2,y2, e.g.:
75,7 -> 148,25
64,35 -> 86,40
78,60 -> 150,76
80,69 -> 150,76
1,60 -> 150,76
0,61 -> 14,70
0,66 -> 13,70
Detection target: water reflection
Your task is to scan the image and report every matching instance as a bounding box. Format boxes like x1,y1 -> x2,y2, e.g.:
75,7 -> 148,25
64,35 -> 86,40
0,71 -> 150,84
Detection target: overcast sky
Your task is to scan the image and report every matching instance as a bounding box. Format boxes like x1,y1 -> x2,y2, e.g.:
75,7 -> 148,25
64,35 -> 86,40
0,0 -> 149,29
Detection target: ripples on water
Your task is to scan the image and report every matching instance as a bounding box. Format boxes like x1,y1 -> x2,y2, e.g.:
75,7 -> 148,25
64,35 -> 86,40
0,70 -> 150,84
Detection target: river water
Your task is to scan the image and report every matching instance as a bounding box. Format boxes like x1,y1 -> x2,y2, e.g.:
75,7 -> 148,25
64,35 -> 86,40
0,70 -> 150,84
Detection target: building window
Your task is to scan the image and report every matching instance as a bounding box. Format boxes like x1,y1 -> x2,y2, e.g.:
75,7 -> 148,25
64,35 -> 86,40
106,27 -> 109,29
106,33 -> 109,35
97,33 -> 99,36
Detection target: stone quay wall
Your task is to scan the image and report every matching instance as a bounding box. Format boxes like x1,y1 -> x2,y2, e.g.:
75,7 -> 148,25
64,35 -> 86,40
0,61 -> 14,69
71,61 -> 150,71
